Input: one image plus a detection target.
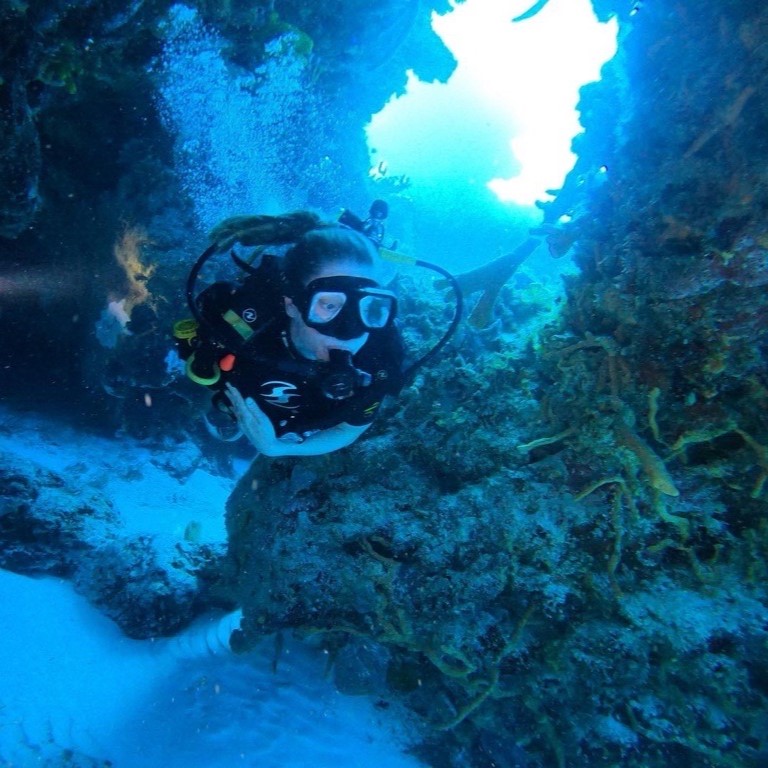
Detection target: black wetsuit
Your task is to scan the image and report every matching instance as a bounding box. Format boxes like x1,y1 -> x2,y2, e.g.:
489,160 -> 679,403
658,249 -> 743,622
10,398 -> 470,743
191,273 -> 405,440
225,318 -> 404,439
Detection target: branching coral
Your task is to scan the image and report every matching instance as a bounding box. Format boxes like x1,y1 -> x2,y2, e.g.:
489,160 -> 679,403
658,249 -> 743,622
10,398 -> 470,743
442,237 -> 539,328
683,84 -> 757,158
545,332 -> 632,399
516,426 -> 576,454
667,422 -> 768,499
647,386 -> 662,442
574,475 -> 637,595
734,428 -> 768,498
614,419 -> 680,498
436,605 -> 535,731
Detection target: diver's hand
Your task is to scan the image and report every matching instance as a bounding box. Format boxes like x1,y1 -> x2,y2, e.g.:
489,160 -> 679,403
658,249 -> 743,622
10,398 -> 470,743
224,382 -> 371,458
224,383 -> 284,456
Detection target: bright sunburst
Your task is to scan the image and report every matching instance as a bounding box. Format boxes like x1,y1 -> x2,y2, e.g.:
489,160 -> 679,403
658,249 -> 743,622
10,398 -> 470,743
367,0 -> 618,208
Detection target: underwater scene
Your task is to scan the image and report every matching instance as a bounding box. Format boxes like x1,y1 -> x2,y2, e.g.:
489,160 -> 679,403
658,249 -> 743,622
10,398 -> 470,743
1,0 -> 767,766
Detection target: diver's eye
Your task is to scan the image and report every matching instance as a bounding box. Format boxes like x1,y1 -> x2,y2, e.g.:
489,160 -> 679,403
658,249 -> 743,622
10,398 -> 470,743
308,291 -> 347,323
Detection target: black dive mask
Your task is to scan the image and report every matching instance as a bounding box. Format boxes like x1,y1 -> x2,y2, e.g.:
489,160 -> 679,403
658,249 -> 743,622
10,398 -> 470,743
292,276 -> 397,340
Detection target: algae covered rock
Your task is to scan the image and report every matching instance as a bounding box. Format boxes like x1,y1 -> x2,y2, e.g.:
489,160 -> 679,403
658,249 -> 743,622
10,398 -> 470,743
0,450 -> 224,638
0,451 -> 120,575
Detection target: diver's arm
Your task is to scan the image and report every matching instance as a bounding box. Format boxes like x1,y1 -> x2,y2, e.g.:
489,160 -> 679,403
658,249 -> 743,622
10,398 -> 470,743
225,383 -> 370,457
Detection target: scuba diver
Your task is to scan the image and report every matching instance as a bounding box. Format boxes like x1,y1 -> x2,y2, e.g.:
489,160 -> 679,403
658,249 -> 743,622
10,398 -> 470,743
175,205 -> 461,457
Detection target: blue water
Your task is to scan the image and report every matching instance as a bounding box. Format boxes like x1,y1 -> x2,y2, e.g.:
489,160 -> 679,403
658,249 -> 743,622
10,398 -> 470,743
3,2 -> 767,767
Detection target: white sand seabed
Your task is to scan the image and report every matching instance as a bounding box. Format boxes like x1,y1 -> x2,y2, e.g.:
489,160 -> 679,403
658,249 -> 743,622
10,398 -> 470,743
0,409 -> 423,767
0,407 -> 232,543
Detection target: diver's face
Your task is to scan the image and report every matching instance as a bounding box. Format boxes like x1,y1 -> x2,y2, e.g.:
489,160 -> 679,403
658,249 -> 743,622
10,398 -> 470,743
284,260 -> 375,362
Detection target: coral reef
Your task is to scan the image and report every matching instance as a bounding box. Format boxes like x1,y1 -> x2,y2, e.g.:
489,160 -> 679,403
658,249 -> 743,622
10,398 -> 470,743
0,0 -> 167,238
218,1 -> 768,766
0,450 -> 224,638
222,294 -> 768,768
1,0 -> 767,765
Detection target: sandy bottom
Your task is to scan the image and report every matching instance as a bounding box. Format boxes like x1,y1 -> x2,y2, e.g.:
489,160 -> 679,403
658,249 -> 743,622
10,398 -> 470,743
0,408 -> 423,767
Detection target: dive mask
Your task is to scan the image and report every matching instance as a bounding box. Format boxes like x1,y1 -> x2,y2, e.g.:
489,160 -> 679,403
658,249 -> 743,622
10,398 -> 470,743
293,276 -> 397,340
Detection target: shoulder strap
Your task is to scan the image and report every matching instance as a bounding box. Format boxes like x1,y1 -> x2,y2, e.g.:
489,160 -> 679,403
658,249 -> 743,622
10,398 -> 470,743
194,253 -> 288,353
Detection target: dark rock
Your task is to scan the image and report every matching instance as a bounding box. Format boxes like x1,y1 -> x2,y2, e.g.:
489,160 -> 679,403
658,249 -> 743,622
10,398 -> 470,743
74,536 -> 204,639
333,638 -> 390,696
0,77 -> 42,238
0,452 -> 119,575
0,450 -> 223,637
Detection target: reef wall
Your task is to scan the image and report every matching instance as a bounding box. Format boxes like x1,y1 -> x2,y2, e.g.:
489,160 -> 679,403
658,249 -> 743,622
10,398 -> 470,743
1,0 -> 767,765
223,2 -> 768,766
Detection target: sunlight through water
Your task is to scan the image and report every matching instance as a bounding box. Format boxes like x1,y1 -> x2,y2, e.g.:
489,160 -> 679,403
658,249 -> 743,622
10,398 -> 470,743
366,0 -> 618,208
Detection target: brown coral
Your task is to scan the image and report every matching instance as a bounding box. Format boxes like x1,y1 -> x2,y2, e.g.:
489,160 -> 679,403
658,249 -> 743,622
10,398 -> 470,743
113,224 -> 155,314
